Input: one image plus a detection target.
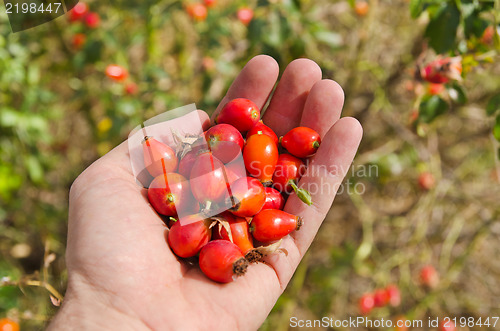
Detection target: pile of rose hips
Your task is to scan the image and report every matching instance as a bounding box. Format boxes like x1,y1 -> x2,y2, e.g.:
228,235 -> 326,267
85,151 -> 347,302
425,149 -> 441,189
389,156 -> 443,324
144,98 -> 321,283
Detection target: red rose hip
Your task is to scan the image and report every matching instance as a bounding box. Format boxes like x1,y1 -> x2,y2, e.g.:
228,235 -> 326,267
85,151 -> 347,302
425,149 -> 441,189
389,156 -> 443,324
250,209 -> 302,242
243,133 -> 278,186
168,215 -> 212,258
280,127 -> 321,158
148,173 -> 195,216
190,152 -> 228,206
262,187 -> 285,210
199,240 -> 249,283
205,124 -> 244,163
216,98 -> 260,133
246,121 -> 278,145
228,177 -> 265,217
142,136 -> 178,177
212,212 -> 254,254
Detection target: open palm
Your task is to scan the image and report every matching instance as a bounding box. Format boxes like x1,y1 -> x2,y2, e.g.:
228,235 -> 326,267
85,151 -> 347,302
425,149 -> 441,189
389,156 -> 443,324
49,56 -> 362,331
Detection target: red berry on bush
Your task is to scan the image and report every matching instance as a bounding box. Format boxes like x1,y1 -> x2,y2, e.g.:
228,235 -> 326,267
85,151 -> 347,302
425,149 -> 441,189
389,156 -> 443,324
428,83 -> 444,95
203,0 -> 216,8
125,82 -> 138,95
187,4 -> 208,21
358,293 -> 375,315
250,209 -> 302,243
237,7 -> 254,25
420,264 -> 439,288
421,57 -> 462,84
385,284 -> 401,307
105,64 -> 129,82
71,33 -> 86,50
280,127 -> 321,158
205,123 -> 244,164
168,215 -> 212,258
262,187 -> 285,210
228,177 -> 265,217
199,240 -> 249,283
142,136 -> 178,177
373,288 -> 389,307
418,172 -> 435,190
69,2 -> 88,22
217,98 -> 260,133
84,12 -> 100,28
354,1 -> 369,16
0,318 -> 19,331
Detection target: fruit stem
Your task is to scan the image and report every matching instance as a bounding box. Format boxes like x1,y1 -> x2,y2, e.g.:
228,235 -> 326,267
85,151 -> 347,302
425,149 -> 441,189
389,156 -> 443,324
289,181 -> 312,206
312,140 -> 320,149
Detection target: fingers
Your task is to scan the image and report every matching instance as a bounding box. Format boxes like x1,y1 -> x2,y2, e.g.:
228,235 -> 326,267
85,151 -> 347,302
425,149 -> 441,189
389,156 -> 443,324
262,59 -> 322,137
300,79 -> 345,138
264,117 -> 363,287
211,55 -> 279,123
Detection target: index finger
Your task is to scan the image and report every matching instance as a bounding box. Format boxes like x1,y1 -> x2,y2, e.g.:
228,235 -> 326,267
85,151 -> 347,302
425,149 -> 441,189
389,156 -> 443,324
211,55 -> 279,123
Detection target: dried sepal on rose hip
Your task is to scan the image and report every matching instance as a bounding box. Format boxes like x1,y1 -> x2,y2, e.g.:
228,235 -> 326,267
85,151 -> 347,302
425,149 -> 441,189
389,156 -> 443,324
211,212 -> 254,255
250,209 -> 303,243
216,98 -> 260,133
245,239 -> 284,263
167,214 -> 213,258
142,136 -> 178,177
243,133 -> 278,186
280,127 -> 321,158
199,240 -> 249,283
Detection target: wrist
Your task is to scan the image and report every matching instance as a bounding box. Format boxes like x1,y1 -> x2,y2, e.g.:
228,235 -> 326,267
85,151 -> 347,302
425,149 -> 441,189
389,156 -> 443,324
48,275 -> 150,331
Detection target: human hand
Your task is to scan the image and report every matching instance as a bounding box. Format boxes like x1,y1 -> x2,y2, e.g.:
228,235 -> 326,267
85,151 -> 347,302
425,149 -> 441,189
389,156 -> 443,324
48,55 -> 362,331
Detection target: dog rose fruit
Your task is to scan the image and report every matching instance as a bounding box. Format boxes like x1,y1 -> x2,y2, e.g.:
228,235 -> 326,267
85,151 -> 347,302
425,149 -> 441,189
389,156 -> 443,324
216,98 -> 260,132
212,212 -> 254,254
190,151 -> 228,206
228,177 -> 265,217
247,121 -> 278,145
142,136 -> 178,177
262,187 -> 285,210
359,293 -> 375,315
106,64 -> 128,82
199,240 -> 249,283
250,209 -> 302,242
205,124 -> 244,163
167,215 -> 212,258
243,133 -> 278,186
148,173 -> 195,216
280,127 -> 321,158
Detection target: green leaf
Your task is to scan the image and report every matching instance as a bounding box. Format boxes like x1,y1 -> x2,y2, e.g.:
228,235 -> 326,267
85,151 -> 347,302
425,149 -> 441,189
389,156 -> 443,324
494,115 -> 500,142
419,95 -> 449,123
424,3 -> 460,54
409,0 -> 423,18
25,155 -> 44,184
314,31 -> 342,48
464,11 -> 489,38
486,94 -> 500,116
447,83 -> 467,104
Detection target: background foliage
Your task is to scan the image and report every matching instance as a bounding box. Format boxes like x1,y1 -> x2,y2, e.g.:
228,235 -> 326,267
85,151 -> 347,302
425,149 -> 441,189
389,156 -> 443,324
0,0 -> 499,329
